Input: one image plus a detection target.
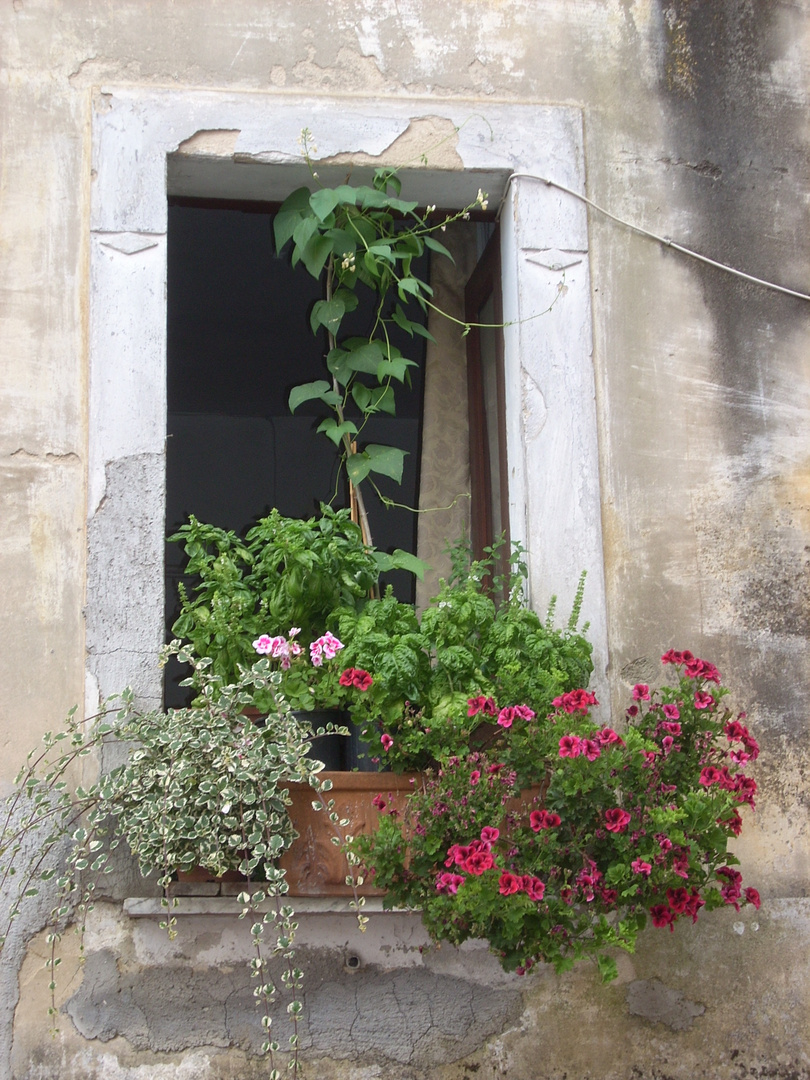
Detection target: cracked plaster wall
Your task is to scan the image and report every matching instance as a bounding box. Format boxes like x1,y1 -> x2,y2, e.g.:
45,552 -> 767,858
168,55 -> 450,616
1,1 -> 809,1078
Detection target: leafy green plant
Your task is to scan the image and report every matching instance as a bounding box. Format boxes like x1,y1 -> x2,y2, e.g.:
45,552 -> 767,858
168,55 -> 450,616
275,129 -> 489,546
169,505 -> 418,710
355,651 -> 761,981
336,540 -> 593,773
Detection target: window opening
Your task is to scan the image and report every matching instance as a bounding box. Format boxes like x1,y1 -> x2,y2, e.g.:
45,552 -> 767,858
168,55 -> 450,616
465,226 -> 509,579
164,197 -> 429,706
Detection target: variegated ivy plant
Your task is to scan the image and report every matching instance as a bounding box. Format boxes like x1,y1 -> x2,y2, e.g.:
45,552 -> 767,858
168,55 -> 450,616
0,643 -> 359,1078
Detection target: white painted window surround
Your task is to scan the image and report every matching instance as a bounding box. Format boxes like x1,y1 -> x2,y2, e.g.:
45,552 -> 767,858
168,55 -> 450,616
87,90 -> 608,712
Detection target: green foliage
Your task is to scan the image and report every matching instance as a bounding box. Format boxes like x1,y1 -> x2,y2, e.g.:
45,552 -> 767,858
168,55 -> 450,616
337,541 -> 593,777
275,136 -> 489,538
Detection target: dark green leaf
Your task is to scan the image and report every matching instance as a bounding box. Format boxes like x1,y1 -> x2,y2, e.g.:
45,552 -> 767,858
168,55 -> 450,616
310,298 -> 346,335
316,418 -> 358,446
391,304 -> 414,336
301,235 -> 333,279
288,380 -> 333,412
377,356 -> 417,382
344,340 -> 384,375
365,444 -> 406,482
346,453 -> 372,484
292,215 -> 318,250
309,188 -> 340,222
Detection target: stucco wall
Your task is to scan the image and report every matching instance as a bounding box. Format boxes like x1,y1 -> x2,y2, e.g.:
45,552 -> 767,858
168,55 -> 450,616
1,2 -> 808,1078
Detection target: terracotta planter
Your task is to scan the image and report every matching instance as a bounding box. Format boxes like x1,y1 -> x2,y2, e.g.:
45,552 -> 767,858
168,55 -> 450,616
280,771 -> 420,897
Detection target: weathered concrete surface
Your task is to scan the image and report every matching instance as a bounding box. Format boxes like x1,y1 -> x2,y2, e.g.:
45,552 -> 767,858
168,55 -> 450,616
1,1 -> 809,1078
10,901 -> 810,1079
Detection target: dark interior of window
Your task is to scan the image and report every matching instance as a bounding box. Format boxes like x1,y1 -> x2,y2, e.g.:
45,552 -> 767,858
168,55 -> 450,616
164,198 -> 428,707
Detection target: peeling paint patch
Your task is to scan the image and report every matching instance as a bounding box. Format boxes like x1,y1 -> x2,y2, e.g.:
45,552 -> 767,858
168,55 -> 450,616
176,130 -> 240,156
324,116 -> 463,171
626,978 -> 705,1030
520,368 -> 547,442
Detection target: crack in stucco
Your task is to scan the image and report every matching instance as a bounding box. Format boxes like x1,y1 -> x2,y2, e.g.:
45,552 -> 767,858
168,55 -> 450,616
10,448 -> 80,461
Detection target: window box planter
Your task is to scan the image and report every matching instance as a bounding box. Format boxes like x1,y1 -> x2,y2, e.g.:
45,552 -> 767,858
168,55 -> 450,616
280,771 -> 420,897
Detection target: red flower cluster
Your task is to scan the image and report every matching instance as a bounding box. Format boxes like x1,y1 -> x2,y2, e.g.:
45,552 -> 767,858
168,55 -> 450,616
552,688 -> 599,714
467,696 -> 497,717
558,727 -> 623,760
499,872 -> 546,900
530,809 -> 561,831
497,704 -> 536,728
661,650 -> 721,683
725,718 -> 760,763
699,766 -> 758,808
604,808 -> 632,833
466,697 -> 536,728
339,667 -> 373,691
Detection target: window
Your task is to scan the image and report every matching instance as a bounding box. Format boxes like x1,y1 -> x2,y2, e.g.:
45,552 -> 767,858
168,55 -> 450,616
87,92 -> 608,716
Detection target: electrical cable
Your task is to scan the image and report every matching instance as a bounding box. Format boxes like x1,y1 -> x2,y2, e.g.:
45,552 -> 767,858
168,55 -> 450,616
503,172 -> 810,302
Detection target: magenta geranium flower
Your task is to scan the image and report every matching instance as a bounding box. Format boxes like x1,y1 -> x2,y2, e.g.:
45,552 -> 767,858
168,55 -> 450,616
604,808 -> 631,833
380,733 -> 393,751
498,872 -> 522,895
480,827 -> 500,844
467,695 -> 497,717
632,684 -> 651,701
553,689 -> 599,714
694,690 -> 715,710
339,667 -> 373,691
650,904 -> 676,931
631,859 -> 652,877
582,738 -> 601,761
436,872 -> 465,895
530,809 -> 561,831
558,735 -> 582,758
497,707 -> 516,728
523,876 -> 546,902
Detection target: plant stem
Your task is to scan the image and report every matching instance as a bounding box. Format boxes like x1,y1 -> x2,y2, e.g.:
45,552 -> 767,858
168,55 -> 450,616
325,261 -> 374,549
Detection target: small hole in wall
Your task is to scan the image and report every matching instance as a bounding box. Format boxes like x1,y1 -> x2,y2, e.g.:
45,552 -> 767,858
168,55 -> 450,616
345,953 -> 362,972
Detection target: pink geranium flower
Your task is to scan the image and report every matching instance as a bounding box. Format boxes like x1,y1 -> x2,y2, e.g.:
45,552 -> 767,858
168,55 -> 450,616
380,733 -> 393,751
436,872 -> 465,895
694,691 -> 715,710
632,684 -> 651,701
631,859 -> 652,877
559,735 -> 582,758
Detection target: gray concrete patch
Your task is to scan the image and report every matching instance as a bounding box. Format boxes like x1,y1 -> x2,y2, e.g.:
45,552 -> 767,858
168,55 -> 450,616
626,978 -> 705,1031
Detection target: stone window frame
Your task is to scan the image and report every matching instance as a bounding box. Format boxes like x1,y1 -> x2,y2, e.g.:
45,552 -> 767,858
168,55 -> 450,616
87,90 -> 608,715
